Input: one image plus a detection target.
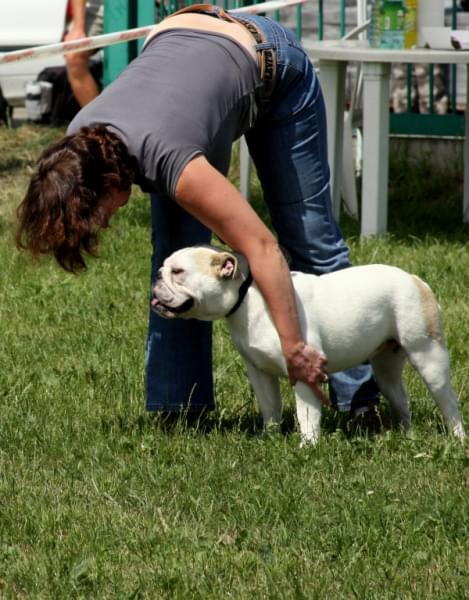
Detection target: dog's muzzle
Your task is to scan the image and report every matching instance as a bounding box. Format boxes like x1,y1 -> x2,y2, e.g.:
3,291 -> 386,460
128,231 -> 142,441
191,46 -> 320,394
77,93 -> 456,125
151,282 -> 195,315
152,295 -> 195,315
151,273 -> 196,315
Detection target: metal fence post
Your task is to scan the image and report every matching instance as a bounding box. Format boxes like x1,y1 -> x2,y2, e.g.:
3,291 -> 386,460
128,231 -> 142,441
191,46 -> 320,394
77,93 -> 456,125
104,0 -> 155,84
103,0 -> 131,86
137,0 -> 156,52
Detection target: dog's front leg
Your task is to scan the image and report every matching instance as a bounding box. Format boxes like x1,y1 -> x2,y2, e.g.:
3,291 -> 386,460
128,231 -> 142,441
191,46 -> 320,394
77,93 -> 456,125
295,382 -> 322,445
244,360 -> 282,431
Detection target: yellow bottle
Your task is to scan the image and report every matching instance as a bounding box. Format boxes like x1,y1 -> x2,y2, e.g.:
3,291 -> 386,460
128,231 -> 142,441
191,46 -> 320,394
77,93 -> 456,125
404,0 -> 418,48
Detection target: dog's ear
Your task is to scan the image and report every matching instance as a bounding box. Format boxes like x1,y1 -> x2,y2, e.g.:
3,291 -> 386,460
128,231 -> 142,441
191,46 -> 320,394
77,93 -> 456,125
211,252 -> 238,280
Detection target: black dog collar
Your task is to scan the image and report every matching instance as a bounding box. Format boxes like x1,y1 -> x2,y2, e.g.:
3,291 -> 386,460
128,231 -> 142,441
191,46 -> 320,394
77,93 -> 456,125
225,272 -> 253,317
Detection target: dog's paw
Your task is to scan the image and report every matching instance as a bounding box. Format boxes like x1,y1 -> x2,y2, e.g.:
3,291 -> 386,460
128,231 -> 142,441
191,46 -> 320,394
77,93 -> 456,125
452,422 -> 466,440
299,432 -> 320,448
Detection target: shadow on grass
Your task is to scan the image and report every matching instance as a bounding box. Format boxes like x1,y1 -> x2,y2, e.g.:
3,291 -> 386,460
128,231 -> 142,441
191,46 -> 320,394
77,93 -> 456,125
100,401 -> 396,442
0,156 -> 30,174
341,153 -> 468,243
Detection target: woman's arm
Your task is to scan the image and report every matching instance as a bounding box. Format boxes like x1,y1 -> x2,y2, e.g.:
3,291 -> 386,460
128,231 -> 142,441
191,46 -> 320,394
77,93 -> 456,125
66,0 -> 87,39
174,155 -> 329,404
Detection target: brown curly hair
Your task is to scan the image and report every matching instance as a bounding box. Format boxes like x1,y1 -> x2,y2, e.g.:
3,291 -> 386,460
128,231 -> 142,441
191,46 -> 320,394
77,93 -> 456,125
16,124 -> 138,272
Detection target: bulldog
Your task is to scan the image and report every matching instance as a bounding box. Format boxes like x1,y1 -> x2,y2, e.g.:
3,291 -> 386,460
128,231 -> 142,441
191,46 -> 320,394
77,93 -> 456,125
151,245 -> 465,444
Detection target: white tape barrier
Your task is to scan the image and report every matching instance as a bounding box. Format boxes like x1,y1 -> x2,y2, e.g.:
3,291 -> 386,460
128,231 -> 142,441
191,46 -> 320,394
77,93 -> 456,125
0,0 -> 307,64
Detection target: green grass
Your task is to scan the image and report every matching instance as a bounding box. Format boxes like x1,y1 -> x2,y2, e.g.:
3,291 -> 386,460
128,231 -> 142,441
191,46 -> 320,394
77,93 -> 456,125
0,124 -> 468,599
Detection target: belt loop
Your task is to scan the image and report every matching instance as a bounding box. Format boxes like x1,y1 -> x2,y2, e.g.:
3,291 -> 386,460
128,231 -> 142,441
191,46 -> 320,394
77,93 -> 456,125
232,15 -> 277,103
255,42 -> 273,51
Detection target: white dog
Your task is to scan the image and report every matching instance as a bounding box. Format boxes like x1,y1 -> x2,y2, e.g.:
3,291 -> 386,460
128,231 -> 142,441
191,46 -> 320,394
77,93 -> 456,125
151,245 -> 465,444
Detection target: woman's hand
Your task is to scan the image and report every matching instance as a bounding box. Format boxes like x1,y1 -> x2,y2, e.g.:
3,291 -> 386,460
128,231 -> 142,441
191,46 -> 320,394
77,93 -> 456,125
284,342 -> 330,406
64,26 -> 87,42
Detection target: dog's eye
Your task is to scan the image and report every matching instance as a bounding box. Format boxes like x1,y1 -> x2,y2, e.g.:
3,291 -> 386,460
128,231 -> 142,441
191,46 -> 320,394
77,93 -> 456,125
172,268 -> 184,276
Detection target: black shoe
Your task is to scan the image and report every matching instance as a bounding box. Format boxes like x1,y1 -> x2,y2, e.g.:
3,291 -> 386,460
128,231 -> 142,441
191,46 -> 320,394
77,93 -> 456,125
347,402 -> 383,436
153,409 -> 211,431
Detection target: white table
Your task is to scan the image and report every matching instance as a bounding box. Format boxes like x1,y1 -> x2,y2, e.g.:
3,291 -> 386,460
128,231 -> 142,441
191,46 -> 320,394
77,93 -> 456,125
309,40 -> 469,236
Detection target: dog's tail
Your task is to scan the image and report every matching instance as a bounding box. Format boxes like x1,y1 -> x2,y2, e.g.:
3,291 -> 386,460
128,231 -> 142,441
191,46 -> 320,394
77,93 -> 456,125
412,275 -> 444,342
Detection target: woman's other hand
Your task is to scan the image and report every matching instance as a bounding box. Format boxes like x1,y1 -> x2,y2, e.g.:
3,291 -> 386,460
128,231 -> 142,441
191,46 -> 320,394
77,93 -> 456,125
284,342 -> 330,406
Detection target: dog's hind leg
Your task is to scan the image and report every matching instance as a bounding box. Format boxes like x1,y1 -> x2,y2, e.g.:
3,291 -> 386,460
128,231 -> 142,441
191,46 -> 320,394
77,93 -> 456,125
406,339 -> 465,439
370,345 -> 410,430
244,361 -> 283,430
294,382 -> 322,445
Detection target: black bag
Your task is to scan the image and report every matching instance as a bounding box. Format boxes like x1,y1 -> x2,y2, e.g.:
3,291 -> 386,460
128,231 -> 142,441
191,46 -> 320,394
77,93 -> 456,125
36,59 -> 102,126
0,85 -> 9,124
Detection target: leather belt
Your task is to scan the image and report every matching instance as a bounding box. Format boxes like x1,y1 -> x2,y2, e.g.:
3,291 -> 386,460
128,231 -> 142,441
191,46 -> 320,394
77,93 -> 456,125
170,3 -> 277,103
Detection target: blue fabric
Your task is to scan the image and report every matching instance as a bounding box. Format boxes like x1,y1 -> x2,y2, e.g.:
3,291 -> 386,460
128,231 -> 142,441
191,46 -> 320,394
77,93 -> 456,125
145,196 -> 214,412
145,15 -> 379,413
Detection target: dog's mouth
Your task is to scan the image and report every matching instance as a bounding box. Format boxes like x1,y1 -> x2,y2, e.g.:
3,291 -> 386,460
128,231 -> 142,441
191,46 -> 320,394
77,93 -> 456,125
151,296 -> 194,316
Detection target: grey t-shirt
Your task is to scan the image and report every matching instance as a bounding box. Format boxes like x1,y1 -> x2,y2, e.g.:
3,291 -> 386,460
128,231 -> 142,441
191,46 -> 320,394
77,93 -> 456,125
68,29 -> 261,198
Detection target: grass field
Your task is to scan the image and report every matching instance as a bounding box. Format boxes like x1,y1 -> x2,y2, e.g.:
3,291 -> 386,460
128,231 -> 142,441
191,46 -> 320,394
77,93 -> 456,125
0,124 -> 468,598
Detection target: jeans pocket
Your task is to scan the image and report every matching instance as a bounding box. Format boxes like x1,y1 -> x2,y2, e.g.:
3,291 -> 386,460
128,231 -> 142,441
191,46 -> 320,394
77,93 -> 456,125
267,57 -> 316,123
274,20 -> 303,50
275,31 -> 306,70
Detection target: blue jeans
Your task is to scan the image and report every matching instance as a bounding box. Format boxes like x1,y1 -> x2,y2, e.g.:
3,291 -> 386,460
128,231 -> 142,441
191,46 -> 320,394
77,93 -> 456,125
145,15 -> 379,413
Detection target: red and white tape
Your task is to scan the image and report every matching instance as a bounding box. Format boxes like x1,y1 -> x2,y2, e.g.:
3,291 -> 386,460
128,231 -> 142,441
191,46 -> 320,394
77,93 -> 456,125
0,0 -> 307,64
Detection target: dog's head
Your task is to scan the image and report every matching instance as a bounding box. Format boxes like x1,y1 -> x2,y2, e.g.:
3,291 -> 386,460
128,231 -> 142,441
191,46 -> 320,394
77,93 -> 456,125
151,246 -> 245,321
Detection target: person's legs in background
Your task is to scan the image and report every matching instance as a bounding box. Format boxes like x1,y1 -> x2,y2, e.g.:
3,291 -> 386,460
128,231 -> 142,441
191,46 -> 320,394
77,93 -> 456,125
246,18 -> 380,416
145,193 -> 214,415
65,50 -> 100,107
65,1 -> 103,106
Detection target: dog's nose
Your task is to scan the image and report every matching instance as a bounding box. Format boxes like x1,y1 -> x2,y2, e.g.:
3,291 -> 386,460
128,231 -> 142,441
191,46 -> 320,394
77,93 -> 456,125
151,292 -> 160,308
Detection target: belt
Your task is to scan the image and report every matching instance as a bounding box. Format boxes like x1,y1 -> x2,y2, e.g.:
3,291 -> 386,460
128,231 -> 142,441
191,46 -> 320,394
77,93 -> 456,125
170,3 -> 277,102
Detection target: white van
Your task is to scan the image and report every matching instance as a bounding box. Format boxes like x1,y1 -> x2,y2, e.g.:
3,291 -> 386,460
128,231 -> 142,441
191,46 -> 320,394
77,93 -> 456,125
0,0 -> 69,122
